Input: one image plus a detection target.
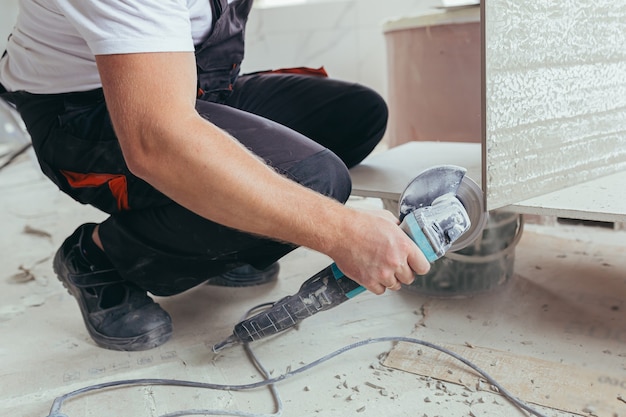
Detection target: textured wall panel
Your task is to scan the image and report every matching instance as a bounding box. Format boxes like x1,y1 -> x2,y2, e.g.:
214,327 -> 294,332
484,0 -> 626,210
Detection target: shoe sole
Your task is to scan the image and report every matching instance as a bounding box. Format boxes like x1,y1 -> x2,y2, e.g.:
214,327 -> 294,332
53,249 -> 172,351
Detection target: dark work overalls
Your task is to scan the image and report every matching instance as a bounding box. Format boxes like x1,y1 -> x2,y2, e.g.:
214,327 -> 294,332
0,0 -> 388,296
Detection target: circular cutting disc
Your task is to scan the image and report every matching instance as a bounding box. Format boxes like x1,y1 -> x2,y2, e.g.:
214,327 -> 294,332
398,165 -> 486,253
449,176 -> 486,251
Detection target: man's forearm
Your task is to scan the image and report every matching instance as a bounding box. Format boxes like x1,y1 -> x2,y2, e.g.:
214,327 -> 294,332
131,113 -> 351,257
97,52 -> 351,258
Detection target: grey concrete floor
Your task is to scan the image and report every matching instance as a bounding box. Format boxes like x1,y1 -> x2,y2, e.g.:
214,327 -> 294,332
1,150 -> 625,417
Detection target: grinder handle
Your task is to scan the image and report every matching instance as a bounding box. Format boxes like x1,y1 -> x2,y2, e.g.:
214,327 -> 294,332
231,265 -> 358,342
227,214 -> 439,344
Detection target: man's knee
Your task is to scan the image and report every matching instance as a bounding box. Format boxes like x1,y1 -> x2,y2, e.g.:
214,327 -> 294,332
287,149 -> 352,204
360,85 -> 388,124
328,84 -> 388,168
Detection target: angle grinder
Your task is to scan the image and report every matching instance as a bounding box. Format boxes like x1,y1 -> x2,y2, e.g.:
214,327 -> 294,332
213,165 -> 486,352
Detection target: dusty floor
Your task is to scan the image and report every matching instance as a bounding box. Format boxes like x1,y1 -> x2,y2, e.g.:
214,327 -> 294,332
1,150 -> 625,417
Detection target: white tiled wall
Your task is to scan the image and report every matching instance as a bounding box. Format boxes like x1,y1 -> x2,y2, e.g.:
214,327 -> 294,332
244,0 -> 443,99
484,0 -> 626,210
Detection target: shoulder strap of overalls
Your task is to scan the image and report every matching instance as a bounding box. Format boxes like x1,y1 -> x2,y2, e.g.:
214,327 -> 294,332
209,0 -> 229,22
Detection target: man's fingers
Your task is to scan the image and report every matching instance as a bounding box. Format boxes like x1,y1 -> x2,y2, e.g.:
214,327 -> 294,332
387,280 -> 403,291
408,248 -> 431,276
367,277 -> 402,294
369,283 -> 386,295
393,262 -> 414,286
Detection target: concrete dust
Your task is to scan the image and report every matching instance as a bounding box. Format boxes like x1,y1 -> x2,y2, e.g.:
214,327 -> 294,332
2,156 -> 625,417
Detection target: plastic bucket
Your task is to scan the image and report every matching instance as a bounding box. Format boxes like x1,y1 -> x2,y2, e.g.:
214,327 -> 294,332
403,211 -> 523,297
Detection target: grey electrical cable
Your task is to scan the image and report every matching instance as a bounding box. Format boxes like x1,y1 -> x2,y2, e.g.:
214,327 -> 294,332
46,335 -> 551,417
156,341 -> 283,417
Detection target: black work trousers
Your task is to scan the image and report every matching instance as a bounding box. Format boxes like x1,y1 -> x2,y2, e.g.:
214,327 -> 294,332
9,72 -> 388,296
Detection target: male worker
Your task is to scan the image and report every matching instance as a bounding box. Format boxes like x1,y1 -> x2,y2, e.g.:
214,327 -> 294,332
0,0 -> 430,351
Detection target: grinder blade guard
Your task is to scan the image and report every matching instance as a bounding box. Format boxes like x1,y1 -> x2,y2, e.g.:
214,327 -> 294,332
398,165 -> 486,252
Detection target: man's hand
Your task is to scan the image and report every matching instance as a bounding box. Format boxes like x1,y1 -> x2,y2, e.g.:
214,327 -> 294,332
329,208 -> 430,295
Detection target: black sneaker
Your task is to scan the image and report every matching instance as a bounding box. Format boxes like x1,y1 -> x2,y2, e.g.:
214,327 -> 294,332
206,263 -> 279,287
53,224 -> 173,351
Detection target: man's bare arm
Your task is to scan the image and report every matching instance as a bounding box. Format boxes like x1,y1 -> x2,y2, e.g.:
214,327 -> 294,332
95,52 -> 429,293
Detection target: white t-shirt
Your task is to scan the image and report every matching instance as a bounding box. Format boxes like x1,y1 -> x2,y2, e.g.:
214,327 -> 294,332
0,0 -> 230,94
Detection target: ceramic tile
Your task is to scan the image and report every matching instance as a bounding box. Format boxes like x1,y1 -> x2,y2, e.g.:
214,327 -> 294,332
485,0 -> 626,210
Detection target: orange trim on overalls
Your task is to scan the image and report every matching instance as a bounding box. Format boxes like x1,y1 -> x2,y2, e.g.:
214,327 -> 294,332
61,170 -> 130,211
261,66 -> 329,78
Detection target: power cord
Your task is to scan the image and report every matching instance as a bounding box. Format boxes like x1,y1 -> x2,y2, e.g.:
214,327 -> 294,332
45,335 -> 551,417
